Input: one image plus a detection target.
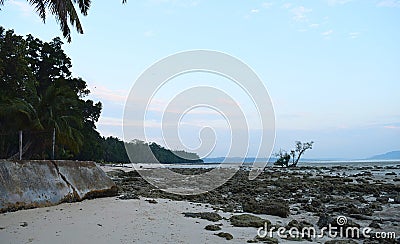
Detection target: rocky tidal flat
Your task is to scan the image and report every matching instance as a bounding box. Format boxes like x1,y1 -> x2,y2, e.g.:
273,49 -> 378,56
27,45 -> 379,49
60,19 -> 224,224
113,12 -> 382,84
109,164 -> 400,243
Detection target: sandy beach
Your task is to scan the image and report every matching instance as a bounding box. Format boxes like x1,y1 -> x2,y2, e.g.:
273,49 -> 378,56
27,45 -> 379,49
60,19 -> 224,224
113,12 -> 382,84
0,197 -> 251,244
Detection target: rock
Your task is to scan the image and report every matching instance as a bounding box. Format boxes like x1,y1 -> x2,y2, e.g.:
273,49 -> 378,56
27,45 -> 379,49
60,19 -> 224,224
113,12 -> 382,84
348,214 -> 373,220
20,222 -> 28,227
183,212 -> 222,222
118,193 -> 139,200
145,199 -> 158,204
317,214 -> 360,229
255,236 -> 279,243
317,214 -> 334,228
367,202 -> 383,212
286,219 -> 313,230
230,214 -> 270,228
215,232 -> 233,240
243,200 -> 290,218
385,172 -> 396,176
394,195 -> 400,204
363,239 -> 399,244
0,160 -> 118,213
325,240 -> 358,244
205,224 -> 221,231
247,239 -> 259,243
311,199 -> 322,208
368,221 -> 381,229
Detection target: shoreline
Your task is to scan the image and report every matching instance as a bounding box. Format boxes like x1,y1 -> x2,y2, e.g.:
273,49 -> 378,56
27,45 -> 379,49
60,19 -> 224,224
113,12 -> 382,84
1,164 -> 399,243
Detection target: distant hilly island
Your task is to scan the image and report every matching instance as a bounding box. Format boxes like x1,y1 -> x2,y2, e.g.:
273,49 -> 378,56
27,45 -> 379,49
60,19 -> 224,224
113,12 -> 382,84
202,150 -> 400,163
367,150 -> 400,160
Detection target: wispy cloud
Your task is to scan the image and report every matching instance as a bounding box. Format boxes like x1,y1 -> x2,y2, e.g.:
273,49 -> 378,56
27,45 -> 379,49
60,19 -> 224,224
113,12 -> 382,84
262,2 -> 273,9
251,9 -> 260,14
144,30 -> 155,37
8,0 -> 35,17
326,0 -> 353,5
377,0 -> 400,7
309,23 -> 320,28
147,0 -> 199,7
321,29 -> 334,38
349,32 -> 360,39
282,3 -> 292,9
89,84 -> 127,104
384,125 -> 400,130
291,6 -> 312,22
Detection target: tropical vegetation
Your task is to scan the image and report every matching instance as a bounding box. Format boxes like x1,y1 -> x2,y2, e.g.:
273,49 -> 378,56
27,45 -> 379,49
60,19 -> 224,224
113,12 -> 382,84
0,26 -> 202,164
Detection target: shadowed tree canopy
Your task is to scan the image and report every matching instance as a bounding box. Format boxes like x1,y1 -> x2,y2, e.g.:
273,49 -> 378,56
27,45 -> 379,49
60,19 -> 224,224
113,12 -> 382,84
0,0 -> 127,42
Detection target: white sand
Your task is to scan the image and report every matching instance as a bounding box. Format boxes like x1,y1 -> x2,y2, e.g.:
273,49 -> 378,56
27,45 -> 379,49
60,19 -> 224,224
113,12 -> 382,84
0,197 -> 263,244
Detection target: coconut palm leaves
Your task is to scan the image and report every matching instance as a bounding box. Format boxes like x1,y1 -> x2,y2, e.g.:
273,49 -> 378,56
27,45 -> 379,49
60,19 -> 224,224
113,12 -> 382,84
38,84 -> 83,153
1,0 -> 127,42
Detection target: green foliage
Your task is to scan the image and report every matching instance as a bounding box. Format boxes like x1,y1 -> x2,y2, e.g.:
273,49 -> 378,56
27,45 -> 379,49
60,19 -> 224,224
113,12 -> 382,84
0,27 -> 100,159
274,141 -> 314,167
0,27 -> 203,164
274,149 -> 290,167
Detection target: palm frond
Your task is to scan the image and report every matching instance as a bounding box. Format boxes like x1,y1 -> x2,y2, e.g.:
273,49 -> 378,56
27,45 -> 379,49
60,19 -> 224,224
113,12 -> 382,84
73,0 -> 90,15
28,0 -> 47,22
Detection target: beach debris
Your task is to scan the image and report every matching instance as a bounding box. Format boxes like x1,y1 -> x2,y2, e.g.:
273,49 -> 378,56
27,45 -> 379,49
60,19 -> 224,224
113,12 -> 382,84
215,232 -> 233,240
183,212 -> 222,222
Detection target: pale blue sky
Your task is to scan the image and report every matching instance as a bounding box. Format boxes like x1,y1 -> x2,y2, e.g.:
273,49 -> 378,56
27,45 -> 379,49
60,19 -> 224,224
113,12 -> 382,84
2,0 -> 399,159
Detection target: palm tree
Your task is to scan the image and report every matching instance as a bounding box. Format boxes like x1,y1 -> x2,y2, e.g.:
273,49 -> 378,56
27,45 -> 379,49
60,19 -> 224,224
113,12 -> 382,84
0,96 -> 43,158
38,83 -> 84,155
0,0 -> 127,42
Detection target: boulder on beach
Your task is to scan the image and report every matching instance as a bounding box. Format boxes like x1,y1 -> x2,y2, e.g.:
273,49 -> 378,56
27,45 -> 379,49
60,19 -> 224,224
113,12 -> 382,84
230,214 -> 270,228
0,160 -> 118,213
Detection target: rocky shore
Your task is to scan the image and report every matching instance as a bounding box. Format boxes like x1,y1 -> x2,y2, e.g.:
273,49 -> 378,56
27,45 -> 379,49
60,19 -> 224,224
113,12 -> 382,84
109,164 -> 400,243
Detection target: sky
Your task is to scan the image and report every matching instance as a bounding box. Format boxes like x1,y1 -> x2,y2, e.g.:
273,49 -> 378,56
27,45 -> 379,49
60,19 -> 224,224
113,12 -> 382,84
1,0 -> 400,159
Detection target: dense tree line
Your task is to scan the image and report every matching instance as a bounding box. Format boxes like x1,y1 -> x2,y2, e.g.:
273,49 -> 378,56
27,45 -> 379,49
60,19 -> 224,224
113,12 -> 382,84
0,26 -> 103,160
0,27 -> 202,164
125,139 -> 203,164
